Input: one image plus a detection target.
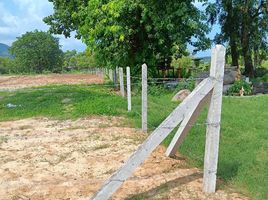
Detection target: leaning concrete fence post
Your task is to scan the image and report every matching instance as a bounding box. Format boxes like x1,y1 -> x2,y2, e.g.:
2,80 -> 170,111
142,63 -> 148,132
90,77 -> 215,200
203,45 -> 226,193
119,67 -> 125,97
126,66 -> 131,111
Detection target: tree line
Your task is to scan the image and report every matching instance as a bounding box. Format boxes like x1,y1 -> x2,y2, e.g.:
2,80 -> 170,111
43,0 -> 268,77
0,31 -> 97,74
1,0 -> 267,77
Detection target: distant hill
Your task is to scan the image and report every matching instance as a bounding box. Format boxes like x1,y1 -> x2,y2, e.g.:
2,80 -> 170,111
199,56 -> 211,63
0,43 -> 11,58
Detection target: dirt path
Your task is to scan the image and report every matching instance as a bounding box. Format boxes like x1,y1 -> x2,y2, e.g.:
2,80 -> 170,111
0,117 -> 247,200
0,74 -> 103,90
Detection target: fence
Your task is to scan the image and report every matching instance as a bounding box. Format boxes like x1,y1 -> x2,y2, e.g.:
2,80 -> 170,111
90,45 -> 226,199
0,46 -> 226,199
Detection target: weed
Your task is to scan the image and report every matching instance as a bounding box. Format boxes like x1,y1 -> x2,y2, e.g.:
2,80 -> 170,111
91,144 -> 110,151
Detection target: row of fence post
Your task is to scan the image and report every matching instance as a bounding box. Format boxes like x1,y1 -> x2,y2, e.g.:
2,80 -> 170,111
104,65 -> 148,133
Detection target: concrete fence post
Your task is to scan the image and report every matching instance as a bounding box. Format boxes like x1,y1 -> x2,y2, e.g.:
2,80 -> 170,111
119,67 -> 125,97
203,45 -> 226,193
142,63 -> 148,132
109,69 -> 113,81
113,67 -> 118,89
127,66 -> 131,111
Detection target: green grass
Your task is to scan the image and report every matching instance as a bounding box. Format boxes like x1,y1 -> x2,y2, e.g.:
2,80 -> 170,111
0,85 -> 127,121
0,84 -> 267,199
164,96 -> 268,200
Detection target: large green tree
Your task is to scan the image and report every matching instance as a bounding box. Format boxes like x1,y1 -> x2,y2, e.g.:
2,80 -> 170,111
207,0 -> 268,77
10,30 -> 63,73
44,0 -> 210,74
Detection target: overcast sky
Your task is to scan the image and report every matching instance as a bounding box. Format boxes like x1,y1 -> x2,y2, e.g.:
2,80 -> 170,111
0,0 -> 219,57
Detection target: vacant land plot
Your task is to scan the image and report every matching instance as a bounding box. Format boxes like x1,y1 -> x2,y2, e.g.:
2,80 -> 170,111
0,74 -> 103,90
0,117 -> 247,200
0,75 -> 267,199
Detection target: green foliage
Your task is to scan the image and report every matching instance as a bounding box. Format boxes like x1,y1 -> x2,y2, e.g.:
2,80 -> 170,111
163,95 -> 268,200
63,49 -> 98,71
147,84 -> 169,96
75,51 -> 98,70
63,50 -> 77,69
0,57 -> 16,74
171,55 -> 193,69
0,85 -> 126,121
44,0 -> 210,73
171,56 -> 194,78
262,59 -> 268,69
175,79 -> 196,91
254,73 -> 268,83
259,74 -> 268,82
9,30 -> 63,73
226,80 -> 252,96
254,67 -> 268,78
206,0 -> 268,77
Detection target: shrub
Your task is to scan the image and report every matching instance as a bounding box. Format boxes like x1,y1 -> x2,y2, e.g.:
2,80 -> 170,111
148,84 -> 169,96
260,74 -> 268,82
176,79 -> 196,91
226,80 -> 252,96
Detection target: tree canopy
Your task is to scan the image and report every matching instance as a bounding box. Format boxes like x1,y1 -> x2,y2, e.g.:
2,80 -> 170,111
10,30 -> 63,73
206,0 -> 268,77
63,49 -> 98,70
44,0 -> 210,74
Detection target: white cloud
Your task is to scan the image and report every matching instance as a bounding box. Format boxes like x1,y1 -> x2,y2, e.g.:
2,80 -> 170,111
0,0 -> 85,52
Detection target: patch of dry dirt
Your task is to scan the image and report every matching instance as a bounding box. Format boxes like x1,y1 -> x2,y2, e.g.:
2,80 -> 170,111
0,117 -> 247,200
0,74 -> 103,90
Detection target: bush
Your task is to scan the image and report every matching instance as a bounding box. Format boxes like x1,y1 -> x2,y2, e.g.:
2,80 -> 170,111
0,57 -> 16,74
254,67 -> 268,78
259,74 -> 268,82
226,80 -> 252,96
148,84 -> 170,96
176,79 -> 196,91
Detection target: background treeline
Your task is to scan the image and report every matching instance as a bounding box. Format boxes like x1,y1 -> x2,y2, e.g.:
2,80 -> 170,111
1,0 -> 268,79
0,31 -> 97,74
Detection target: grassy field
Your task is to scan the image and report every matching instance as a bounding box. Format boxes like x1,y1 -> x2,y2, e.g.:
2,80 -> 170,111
0,84 -> 267,199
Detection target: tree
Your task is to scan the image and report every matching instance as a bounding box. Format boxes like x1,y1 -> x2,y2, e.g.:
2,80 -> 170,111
75,51 -> 98,69
63,50 -> 77,68
207,0 -> 268,77
10,30 -> 63,73
44,0 -> 210,75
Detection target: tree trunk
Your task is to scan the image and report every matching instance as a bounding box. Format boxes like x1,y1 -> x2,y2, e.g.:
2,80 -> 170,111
243,48 -> 254,77
241,29 -> 254,77
227,1 -> 239,68
230,35 -> 239,67
241,0 -> 254,77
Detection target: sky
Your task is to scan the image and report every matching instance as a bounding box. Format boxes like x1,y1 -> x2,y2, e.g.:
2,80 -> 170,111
0,0 -> 219,57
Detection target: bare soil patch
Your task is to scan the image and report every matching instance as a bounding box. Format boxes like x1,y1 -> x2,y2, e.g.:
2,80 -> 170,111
0,74 -> 103,90
0,117 -> 247,200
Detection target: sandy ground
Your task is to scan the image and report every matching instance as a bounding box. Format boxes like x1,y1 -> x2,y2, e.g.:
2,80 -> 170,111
0,74 -> 104,90
0,117 -> 247,200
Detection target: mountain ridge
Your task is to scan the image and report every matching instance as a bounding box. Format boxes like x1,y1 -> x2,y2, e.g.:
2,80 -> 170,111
0,43 -> 11,58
